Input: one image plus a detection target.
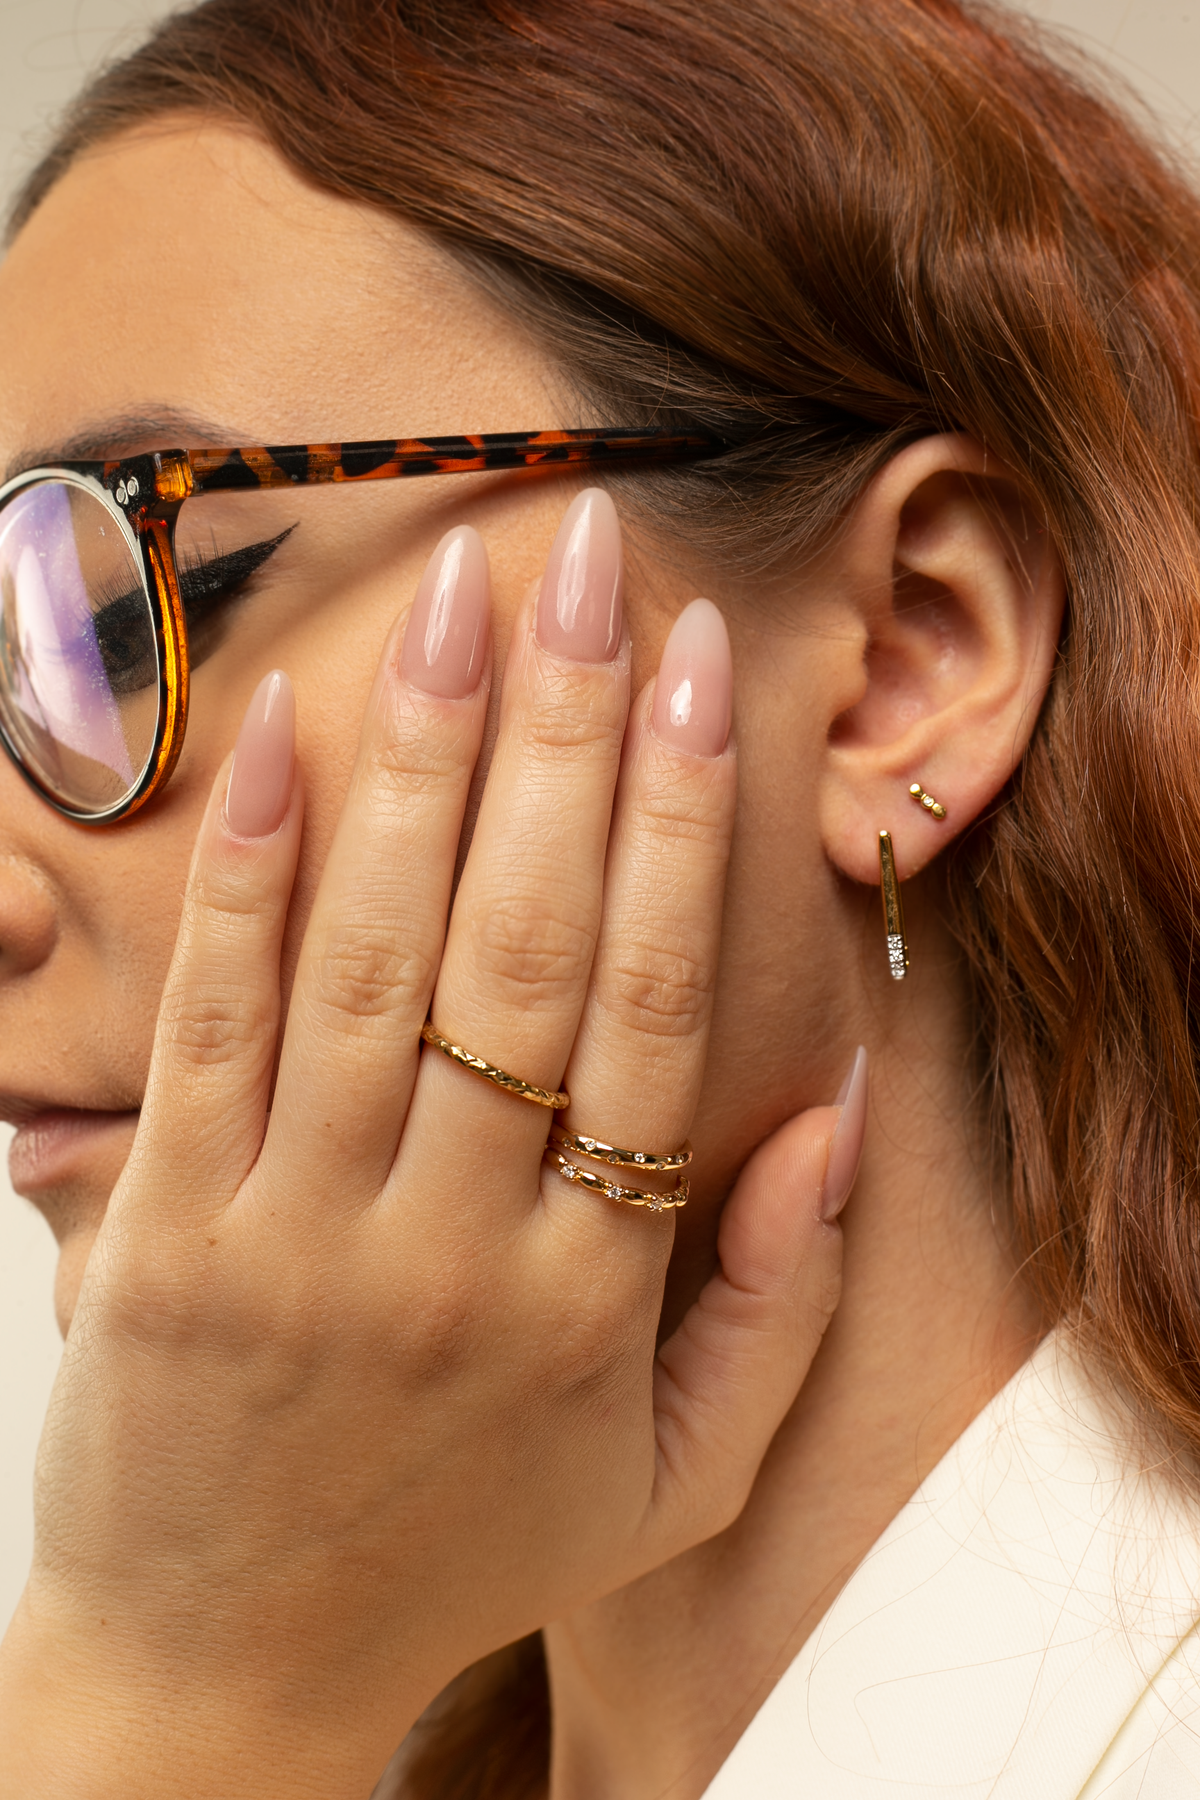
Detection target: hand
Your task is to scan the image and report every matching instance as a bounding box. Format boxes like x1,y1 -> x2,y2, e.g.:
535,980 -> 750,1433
0,494 -> 853,1800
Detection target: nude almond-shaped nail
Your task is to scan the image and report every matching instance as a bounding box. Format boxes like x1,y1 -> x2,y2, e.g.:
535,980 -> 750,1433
400,525 -> 490,698
225,670 -> 295,838
821,1046 -> 868,1221
536,487 -> 623,663
652,598 -> 733,757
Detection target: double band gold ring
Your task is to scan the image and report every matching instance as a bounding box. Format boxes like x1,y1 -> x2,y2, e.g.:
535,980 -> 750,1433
544,1149 -> 689,1211
548,1124 -> 692,1172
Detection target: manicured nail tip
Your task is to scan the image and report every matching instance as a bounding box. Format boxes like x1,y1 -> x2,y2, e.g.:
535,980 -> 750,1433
821,1046 -> 868,1221
835,1044 -> 866,1108
652,598 -> 733,758
224,670 -> 295,839
401,525 -> 490,698
535,487 -> 624,664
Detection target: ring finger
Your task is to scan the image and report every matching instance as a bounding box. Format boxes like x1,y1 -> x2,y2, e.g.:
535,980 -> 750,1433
548,599 -> 736,1221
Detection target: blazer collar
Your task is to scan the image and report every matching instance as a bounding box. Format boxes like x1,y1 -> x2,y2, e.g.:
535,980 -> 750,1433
705,1332 -> 1200,1798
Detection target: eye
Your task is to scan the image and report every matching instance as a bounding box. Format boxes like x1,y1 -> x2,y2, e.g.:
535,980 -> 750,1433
90,584 -> 158,696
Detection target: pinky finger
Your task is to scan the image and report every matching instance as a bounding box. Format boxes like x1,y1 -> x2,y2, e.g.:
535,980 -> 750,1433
120,672 -> 304,1224
640,1048 -> 867,1557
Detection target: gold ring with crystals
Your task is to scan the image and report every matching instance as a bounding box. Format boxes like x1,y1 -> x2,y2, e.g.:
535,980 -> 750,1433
544,1148 -> 689,1211
548,1124 -> 692,1172
420,1022 -> 569,1109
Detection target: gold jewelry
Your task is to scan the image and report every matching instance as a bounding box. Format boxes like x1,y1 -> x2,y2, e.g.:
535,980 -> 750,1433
420,1021 -> 569,1108
878,829 -> 909,981
548,1124 -> 692,1172
908,782 -> 946,820
544,1148 -> 689,1211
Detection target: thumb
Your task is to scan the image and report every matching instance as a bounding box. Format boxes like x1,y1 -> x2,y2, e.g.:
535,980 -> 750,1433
639,1047 -> 867,1560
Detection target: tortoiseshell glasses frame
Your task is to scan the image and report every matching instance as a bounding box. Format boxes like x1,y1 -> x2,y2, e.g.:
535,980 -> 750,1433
0,427 -> 724,826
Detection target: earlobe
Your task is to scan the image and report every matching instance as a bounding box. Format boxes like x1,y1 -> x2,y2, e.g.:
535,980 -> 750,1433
819,433 -> 1064,890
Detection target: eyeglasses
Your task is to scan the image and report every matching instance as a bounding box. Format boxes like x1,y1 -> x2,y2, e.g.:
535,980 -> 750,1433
0,427 -> 723,825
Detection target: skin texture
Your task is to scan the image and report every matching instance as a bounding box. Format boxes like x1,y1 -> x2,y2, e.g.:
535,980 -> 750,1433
0,124 -> 1059,1797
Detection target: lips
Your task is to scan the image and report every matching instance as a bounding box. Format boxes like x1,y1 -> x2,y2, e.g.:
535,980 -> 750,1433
6,1107 -> 139,1196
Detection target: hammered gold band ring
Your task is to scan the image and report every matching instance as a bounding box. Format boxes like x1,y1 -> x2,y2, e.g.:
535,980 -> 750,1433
544,1149 -> 690,1212
419,1022 -> 570,1109
548,1124 -> 692,1172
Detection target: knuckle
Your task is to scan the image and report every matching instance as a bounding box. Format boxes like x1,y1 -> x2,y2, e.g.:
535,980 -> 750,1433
158,983 -> 267,1068
395,1285 -> 480,1384
473,897 -> 595,1003
522,670 -> 625,760
370,730 -> 469,795
306,922 -> 430,1031
190,859 -> 283,926
523,711 -> 623,761
636,780 -> 731,851
539,1309 -> 633,1407
801,1258 -> 844,1333
600,939 -> 713,1037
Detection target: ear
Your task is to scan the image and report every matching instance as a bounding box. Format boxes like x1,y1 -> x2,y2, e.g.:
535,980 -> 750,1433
820,433 -> 1064,885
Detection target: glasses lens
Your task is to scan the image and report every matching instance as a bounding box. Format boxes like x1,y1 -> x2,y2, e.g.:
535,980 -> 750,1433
0,479 -> 160,816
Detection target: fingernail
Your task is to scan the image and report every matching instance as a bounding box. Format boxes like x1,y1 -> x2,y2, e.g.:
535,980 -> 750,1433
400,526 -> 490,698
536,488 -> 623,663
225,670 -> 295,838
652,599 -> 733,758
821,1046 -> 868,1221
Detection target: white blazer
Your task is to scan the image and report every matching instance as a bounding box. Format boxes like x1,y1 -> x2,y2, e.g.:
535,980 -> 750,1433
704,1333 -> 1200,1798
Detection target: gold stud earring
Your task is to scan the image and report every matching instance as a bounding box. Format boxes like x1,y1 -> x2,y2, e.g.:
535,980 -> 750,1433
878,829 -> 908,980
909,781 -> 946,820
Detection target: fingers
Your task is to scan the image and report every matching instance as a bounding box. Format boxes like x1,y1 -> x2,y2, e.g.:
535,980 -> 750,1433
638,1051 -> 867,1561
550,600 -> 735,1195
403,490 -> 631,1179
267,527 -> 491,1190
123,672 -> 302,1218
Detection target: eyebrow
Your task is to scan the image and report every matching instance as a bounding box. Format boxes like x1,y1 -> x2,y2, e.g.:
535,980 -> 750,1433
5,408 -> 246,481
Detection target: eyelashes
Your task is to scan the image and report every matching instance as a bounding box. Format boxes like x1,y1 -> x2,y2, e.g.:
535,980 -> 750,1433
88,525 -> 296,695
177,525 -> 295,639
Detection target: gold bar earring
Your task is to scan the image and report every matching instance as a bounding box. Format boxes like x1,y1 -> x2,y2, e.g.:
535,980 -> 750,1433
878,830 -> 908,980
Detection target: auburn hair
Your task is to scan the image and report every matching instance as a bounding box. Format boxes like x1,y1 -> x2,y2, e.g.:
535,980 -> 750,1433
16,0 -> 1200,1792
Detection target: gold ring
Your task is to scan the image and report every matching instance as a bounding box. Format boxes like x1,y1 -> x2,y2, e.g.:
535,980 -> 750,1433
549,1124 -> 692,1172
420,1022 -> 569,1109
544,1148 -> 689,1211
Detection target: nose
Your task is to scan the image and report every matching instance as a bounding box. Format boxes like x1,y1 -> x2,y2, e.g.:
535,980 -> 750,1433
0,852 -> 58,977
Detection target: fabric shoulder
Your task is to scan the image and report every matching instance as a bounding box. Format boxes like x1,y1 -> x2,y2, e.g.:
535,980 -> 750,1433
1078,1625 -> 1200,1798
703,1331 -> 1200,1799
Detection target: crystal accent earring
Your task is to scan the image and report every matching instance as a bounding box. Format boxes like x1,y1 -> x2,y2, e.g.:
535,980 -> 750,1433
878,829 -> 908,980
908,782 -> 946,819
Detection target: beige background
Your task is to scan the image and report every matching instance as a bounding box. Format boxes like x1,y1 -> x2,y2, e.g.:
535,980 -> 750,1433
1,0 -> 1199,1637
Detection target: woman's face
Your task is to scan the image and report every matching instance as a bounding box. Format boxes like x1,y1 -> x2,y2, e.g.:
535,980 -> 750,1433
0,123 -> 850,1330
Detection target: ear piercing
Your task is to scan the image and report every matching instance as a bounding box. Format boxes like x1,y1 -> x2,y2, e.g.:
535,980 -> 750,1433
878,830 -> 908,981
909,781 -> 946,819
879,784 -> 944,980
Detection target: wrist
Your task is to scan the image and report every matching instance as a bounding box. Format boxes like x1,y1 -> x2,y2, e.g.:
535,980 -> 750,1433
0,1590 -> 421,1800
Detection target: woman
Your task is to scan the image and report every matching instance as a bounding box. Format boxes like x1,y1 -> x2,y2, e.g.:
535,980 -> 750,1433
2,0 -> 1199,1793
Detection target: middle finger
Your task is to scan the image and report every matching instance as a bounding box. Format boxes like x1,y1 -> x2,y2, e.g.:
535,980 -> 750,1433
409,487 -> 629,1180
